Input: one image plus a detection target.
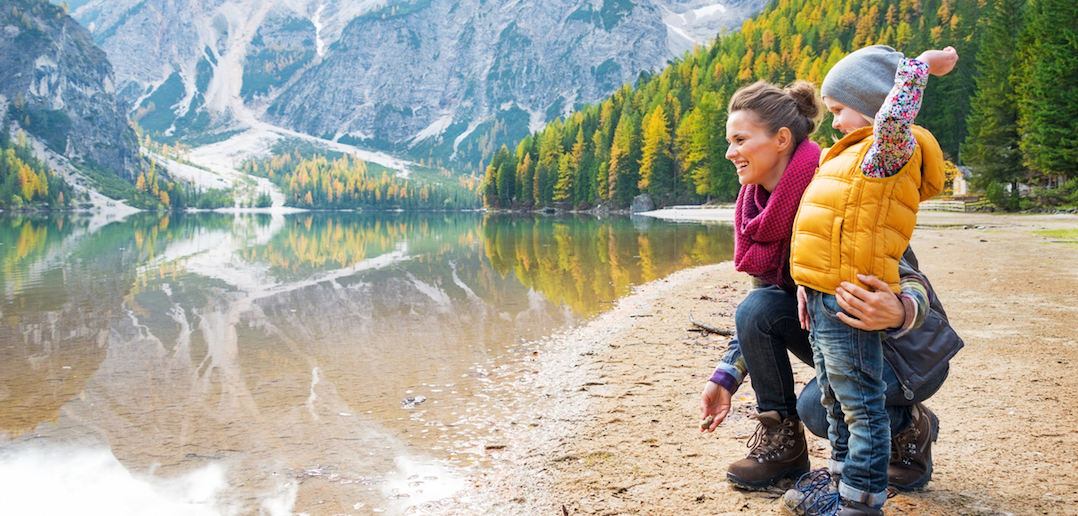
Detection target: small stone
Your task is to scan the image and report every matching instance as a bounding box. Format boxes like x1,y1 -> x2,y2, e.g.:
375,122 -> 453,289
699,415 -> 714,430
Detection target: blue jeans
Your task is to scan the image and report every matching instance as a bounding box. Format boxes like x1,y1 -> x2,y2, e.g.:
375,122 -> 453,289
805,289 -> 888,506
733,284 -> 949,449
799,363 -> 948,440
734,285 -> 813,418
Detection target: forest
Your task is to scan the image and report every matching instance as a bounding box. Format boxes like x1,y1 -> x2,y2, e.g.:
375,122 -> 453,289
241,144 -> 483,210
480,0 -> 1077,211
0,126 -> 76,210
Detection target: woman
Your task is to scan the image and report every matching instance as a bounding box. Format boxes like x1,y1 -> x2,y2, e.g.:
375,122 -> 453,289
698,80 -> 955,494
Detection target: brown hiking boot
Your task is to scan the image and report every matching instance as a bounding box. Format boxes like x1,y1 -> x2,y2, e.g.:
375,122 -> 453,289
727,411 -> 811,490
888,403 -> 938,490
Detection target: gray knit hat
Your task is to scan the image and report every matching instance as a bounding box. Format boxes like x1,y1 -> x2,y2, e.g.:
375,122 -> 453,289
821,45 -> 904,118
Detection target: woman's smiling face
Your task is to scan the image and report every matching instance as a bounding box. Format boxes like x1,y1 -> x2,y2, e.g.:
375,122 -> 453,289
725,110 -> 788,192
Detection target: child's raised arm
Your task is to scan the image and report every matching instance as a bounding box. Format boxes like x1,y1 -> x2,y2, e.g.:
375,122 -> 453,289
860,46 -> 958,178
916,47 -> 959,77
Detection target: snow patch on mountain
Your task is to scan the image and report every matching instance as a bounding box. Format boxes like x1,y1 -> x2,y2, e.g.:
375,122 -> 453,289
451,121 -> 482,161
693,4 -> 728,18
312,4 -> 326,57
412,115 -> 455,145
528,110 -> 546,134
661,0 -> 766,51
188,119 -> 415,180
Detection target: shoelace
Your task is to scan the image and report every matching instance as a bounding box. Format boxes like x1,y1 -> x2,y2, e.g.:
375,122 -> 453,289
745,419 -> 793,459
805,490 -> 843,516
890,424 -> 920,465
793,469 -> 836,511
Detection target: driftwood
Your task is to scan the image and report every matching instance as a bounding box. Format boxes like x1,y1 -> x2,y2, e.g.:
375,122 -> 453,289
688,312 -> 735,336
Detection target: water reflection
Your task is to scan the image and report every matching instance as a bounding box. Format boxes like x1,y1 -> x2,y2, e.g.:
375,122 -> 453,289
0,211 -> 731,514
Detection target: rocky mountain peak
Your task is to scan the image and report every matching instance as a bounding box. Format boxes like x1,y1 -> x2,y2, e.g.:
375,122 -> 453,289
70,0 -> 766,171
1,0 -> 140,181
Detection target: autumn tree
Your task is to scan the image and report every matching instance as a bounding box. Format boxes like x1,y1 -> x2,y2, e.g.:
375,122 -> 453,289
553,153 -> 573,202
607,105 -> 639,207
639,104 -> 674,200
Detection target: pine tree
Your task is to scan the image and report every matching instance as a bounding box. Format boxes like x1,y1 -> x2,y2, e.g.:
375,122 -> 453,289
679,96 -> 717,197
570,128 -> 592,205
1017,0 -> 1078,179
639,105 -> 673,199
961,0 -> 1027,204
534,160 -> 551,207
493,146 -> 515,206
553,153 -> 573,202
518,152 -> 535,207
533,123 -> 565,207
917,0 -> 987,160
482,154 -> 502,208
608,106 -> 638,207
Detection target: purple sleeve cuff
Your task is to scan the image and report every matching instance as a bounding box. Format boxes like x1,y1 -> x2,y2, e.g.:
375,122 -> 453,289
709,368 -> 740,394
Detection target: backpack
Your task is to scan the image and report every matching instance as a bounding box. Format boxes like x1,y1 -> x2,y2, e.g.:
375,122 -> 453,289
882,249 -> 965,399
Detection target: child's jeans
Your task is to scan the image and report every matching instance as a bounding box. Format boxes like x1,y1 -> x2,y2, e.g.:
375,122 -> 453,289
805,288 -> 890,506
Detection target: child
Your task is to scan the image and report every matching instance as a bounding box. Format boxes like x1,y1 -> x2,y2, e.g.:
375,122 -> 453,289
783,45 -> 958,516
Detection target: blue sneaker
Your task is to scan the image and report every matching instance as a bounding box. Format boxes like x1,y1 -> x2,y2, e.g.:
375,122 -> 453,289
800,491 -> 883,516
780,468 -> 837,516
781,469 -> 884,516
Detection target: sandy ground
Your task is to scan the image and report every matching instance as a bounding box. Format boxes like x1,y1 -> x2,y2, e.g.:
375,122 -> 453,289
467,210 -> 1078,516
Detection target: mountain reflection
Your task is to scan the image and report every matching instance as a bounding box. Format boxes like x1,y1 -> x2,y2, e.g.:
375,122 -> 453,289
0,211 -> 732,514
0,213 -> 147,437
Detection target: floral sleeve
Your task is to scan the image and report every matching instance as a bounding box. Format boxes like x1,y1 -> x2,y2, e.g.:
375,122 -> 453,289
861,58 -> 930,178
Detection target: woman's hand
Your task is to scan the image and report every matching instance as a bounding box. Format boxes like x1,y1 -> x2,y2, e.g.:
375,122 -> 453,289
835,274 -> 906,331
797,285 -> 810,331
916,46 -> 959,76
700,381 -> 732,433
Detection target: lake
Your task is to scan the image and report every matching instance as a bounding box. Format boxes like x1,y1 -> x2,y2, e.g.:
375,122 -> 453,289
0,211 -> 732,515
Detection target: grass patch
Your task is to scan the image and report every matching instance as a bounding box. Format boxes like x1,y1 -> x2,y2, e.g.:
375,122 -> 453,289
583,451 -> 615,467
134,71 -> 184,133
77,159 -> 160,210
179,129 -> 245,147
241,48 -> 315,101
1034,229 -> 1078,242
11,108 -> 71,153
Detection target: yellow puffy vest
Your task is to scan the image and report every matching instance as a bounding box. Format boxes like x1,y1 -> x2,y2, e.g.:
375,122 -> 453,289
790,125 -> 945,294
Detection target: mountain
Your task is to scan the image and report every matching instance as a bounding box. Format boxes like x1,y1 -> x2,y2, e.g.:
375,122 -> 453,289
71,0 -> 768,171
0,0 -> 140,182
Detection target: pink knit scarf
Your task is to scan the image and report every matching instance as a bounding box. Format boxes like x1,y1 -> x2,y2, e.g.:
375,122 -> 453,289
734,138 -> 821,288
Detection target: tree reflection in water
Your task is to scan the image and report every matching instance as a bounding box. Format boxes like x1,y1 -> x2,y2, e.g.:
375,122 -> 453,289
0,211 -> 731,514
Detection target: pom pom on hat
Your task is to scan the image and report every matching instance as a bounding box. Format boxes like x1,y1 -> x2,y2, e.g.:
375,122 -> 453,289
821,45 -> 904,118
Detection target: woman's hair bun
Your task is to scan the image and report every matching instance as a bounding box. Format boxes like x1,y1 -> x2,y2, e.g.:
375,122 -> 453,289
729,79 -> 821,145
785,80 -> 821,120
